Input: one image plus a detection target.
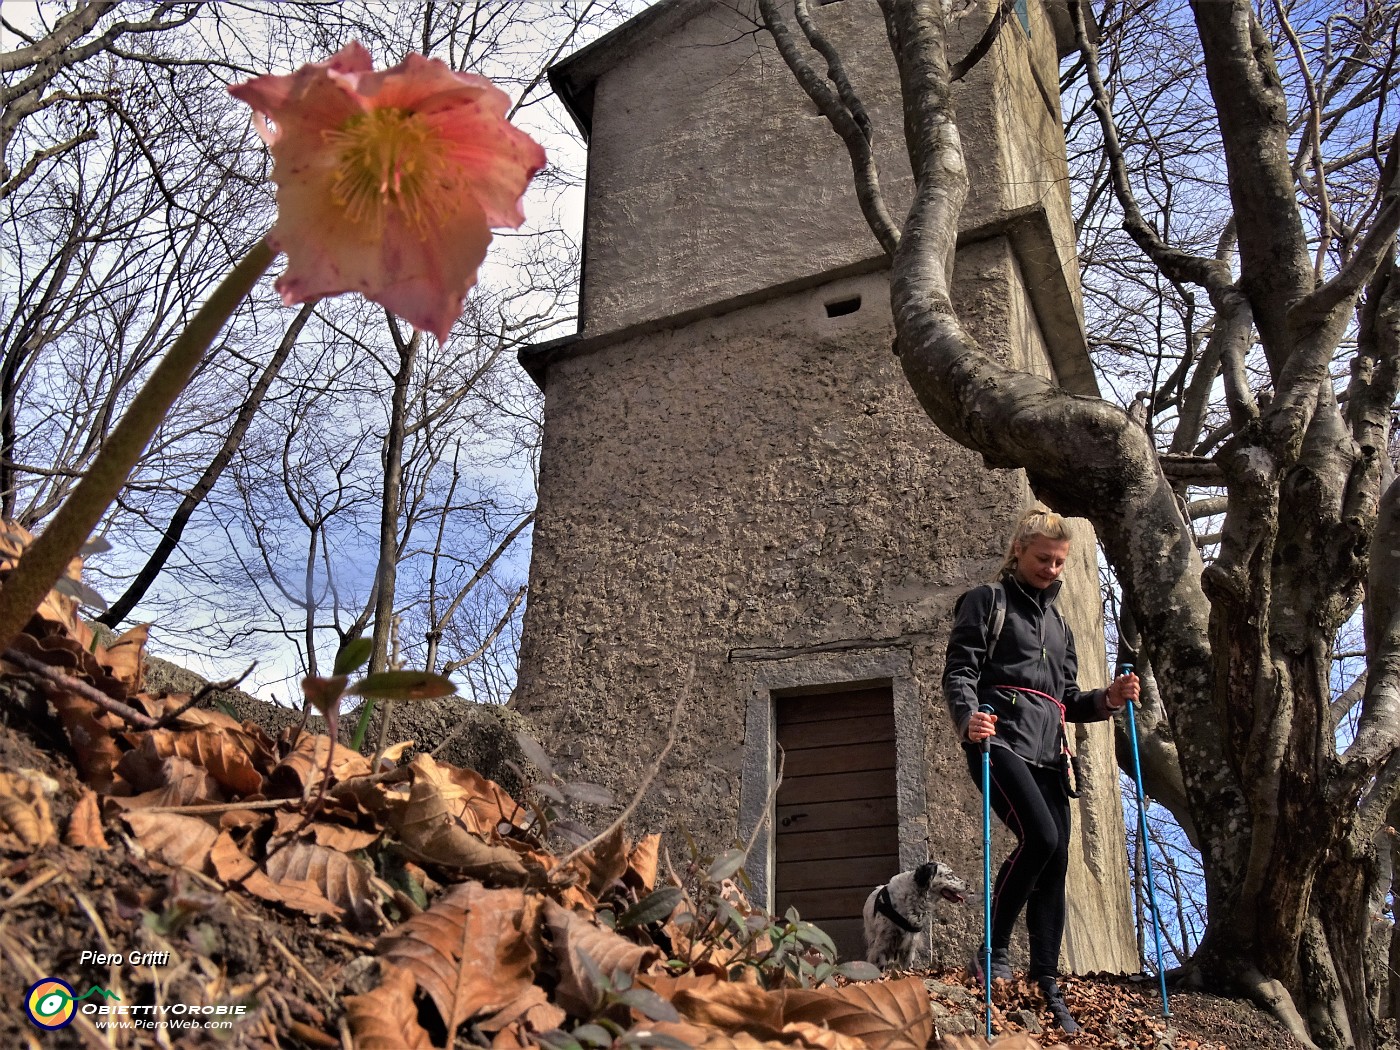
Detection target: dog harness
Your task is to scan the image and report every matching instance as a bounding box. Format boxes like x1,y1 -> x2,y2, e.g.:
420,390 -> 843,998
874,885 -> 921,933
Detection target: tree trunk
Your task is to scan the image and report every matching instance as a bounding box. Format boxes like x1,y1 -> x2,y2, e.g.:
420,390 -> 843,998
370,320 -> 419,674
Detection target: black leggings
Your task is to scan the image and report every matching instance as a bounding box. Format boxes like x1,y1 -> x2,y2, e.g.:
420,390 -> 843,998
965,744 -> 1070,978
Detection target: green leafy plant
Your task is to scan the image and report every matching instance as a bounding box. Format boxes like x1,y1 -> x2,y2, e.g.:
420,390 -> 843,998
535,957 -> 687,1050
510,730 -> 616,847
663,835 -> 879,990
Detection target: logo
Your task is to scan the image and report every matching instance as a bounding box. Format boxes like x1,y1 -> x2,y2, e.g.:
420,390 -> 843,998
24,979 -> 120,1029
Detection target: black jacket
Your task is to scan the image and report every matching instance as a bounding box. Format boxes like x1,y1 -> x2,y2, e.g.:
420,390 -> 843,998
943,576 -> 1113,768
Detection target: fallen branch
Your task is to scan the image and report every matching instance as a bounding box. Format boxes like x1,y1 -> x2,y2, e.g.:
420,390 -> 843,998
3,646 -> 160,728
126,799 -> 299,816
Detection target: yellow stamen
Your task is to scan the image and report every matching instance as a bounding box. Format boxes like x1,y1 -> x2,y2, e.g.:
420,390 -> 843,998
326,108 -> 454,232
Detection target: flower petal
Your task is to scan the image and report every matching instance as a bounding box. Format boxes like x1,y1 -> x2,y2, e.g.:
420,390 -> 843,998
230,41 -> 543,342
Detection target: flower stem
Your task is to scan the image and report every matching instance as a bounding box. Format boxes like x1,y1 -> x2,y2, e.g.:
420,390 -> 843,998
0,237 -> 275,652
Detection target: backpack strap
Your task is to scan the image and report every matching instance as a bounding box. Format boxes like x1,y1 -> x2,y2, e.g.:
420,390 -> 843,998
985,581 -> 1006,656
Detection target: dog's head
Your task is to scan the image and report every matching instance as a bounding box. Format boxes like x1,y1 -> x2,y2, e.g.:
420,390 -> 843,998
914,861 -> 969,904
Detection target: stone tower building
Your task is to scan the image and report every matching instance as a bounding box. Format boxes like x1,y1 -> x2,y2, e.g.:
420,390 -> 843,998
516,0 -> 1137,970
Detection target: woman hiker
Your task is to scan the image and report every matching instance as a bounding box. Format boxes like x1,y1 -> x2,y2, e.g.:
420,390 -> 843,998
942,505 -> 1139,1034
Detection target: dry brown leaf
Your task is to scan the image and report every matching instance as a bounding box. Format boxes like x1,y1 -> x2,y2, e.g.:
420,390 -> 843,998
160,704 -> 246,732
209,831 -> 342,921
9,625 -> 127,710
98,624 -> 148,692
270,730 -> 372,793
389,760 -> 528,878
113,734 -> 172,792
42,680 -> 123,792
331,773 -> 401,819
65,789 -> 108,849
265,840 -> 382,932
445,763 -> 529,830
779,977 -> 933,1050
781,1021 -> 870,1048
218,809 -> 269,832
663,912 -> 749,970
406,753 -> 527,833
377,880 -> 540,1036
636,1022 -> 790,1048
477,984 -> 566,1035
266,808 -> 381,852
625,833 -> 661,892
306,822 -> 380,852
572,824 -> 628,897
116,754 -> 227,810
641,973 -> 786,1039
380,740 -> 414,764
0,772 -> 56,850
123,810 -> 219,870
144,727 -> 264,797
344,963 -> 434,1050
544,898 -> 663,1017
489,1022 -> 538,1049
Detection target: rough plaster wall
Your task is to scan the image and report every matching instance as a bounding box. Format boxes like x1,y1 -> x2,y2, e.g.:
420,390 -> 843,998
518,252 -> 1135,969
579,0 -> 1024,335
518,269 -> 967,851
991,4 -> 1085,320
523,0 -> 1134,971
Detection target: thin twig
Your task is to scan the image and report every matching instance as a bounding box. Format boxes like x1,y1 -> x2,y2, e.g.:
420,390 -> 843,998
441,585 -> 526,675
549,661 -> 693,882
151,664 -> 257,727
0,865 -> 61,909
743,745 -> 785,862
428,715 -> 476,759
123,799 -> 298,816
4,647 -> 160,728
266,931 -> 332,1004
1270,0 -> 1331,280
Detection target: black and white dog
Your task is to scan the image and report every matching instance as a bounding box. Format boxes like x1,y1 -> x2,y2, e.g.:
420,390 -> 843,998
862,861 -> 969,969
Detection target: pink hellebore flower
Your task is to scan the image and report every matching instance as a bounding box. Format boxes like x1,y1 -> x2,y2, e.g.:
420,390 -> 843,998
229,42 -> 546,343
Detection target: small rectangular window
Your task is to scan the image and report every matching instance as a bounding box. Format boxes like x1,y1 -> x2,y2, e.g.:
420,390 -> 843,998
825,295 -> 861,318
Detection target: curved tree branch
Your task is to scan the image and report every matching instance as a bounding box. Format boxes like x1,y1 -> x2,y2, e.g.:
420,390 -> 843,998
875,1 -> 1236,865
1188,0 -> 1313,376
1070,0 -> 1234,295
949,0 -> 1016,83
758,0 -> 901,255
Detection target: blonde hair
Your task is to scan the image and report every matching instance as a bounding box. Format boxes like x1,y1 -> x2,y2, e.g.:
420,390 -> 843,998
996,505 -> 1071,578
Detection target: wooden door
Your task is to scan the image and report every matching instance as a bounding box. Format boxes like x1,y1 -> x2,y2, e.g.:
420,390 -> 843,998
773,686 -> 899,961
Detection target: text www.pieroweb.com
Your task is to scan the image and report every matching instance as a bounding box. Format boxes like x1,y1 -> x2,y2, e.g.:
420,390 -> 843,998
85,1003 -> 245,1030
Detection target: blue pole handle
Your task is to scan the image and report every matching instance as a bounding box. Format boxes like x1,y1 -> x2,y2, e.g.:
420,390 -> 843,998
1120,664 -> 1171,1017
978,704 -> 994,1037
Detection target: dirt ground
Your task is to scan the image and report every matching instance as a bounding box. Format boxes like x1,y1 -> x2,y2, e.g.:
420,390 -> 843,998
0,696 -> 1314,1049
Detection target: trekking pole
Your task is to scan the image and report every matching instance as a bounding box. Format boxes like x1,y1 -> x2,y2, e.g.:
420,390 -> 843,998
1120,663 -> 1171,1017
979,703 -> 994,1038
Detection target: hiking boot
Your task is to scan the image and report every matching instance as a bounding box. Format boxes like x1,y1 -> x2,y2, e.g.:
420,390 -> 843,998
1037,976 -> 1080,1034
970,946 -> 1012,985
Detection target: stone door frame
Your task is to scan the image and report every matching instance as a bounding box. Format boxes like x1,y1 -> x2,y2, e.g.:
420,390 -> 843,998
735,646 -> 931,911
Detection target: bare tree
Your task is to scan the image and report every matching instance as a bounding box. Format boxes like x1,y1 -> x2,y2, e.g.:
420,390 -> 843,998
760,0 -> 1399,1045
2,1 -> 629,697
